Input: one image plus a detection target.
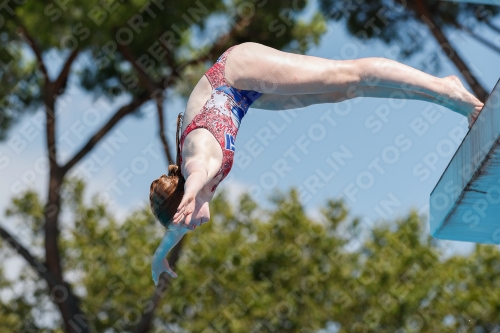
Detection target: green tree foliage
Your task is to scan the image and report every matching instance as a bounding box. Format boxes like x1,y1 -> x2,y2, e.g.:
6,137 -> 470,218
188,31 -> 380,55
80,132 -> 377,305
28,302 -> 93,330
3,181 -> 500,332
0,0 -> 326,137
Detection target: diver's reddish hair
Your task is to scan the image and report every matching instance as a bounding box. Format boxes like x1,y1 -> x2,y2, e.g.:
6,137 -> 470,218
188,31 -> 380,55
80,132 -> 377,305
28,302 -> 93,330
149,113 -> 185,228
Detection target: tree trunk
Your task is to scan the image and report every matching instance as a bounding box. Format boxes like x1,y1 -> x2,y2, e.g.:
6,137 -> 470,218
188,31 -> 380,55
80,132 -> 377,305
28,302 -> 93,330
44,92 -> 63,282
413,0 -> 489,101
44,92 -> 90,333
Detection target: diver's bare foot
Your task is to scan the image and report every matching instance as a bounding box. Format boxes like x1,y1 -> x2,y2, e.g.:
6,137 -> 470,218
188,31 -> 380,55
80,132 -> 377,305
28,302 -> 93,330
467,105 -> 484,128
441,75 -> 484,127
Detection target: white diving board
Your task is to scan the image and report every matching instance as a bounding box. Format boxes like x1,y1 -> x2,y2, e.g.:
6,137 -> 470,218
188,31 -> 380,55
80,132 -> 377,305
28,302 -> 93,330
441,0 -> 500,5
430,79 -> 500,243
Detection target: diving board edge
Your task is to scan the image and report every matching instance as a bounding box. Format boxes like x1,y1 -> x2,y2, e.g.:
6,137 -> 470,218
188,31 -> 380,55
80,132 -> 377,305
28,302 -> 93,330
430,79 -> 500,243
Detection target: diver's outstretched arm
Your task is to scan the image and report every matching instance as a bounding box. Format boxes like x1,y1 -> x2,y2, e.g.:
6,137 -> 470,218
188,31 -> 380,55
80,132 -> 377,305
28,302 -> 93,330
173,159 -> 209,226
152,228 -> 189,284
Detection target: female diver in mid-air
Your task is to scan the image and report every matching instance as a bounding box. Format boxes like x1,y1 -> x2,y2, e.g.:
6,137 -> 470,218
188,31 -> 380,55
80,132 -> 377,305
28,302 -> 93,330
149,42 -> 484,284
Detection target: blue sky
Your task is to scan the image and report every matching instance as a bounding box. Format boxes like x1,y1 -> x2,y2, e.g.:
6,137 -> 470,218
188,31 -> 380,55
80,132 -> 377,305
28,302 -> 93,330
1,5 -> 500,258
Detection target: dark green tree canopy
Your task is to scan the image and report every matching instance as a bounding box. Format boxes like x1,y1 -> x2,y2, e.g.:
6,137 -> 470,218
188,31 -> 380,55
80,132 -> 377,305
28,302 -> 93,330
0,0 -> 326,138
4,181 -> 500,332
320,0 -> 499,55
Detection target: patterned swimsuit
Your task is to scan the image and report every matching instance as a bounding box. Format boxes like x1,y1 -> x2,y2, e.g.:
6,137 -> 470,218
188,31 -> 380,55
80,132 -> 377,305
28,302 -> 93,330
179,46 -> 263,191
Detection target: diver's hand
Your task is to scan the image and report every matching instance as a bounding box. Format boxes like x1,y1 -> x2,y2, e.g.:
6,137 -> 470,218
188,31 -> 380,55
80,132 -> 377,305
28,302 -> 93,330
152,228 -> 188,285
152,254 -> 177,285
173,191 -> 196,226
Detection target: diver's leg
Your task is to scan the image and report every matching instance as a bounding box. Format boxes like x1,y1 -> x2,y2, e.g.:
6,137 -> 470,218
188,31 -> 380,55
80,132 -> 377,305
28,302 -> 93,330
253,85 -> 441,110
253,85 -> 481,127
226,42 -> 483,120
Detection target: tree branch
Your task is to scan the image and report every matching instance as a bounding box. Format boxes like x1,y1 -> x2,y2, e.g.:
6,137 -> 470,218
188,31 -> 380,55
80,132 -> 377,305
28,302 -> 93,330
172,18 -> 252,70
15,21 -> 60,169
119,44 -> 159,93
119,45 -> 175,165
413,0 -> 488,101
156,16 -> 252,91
0,224 -> 58,286
0,223 -> 90,333
61,93 -> 150,174
156,96 -> 174,165
16,23 -> 50,84
133,238 -> 185,333
53,48 -> 80,96
157,18 -> 252,88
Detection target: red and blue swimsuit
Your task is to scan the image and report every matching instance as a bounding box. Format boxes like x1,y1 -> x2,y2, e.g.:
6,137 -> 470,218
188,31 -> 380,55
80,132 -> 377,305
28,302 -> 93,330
179,46 -> 262,191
